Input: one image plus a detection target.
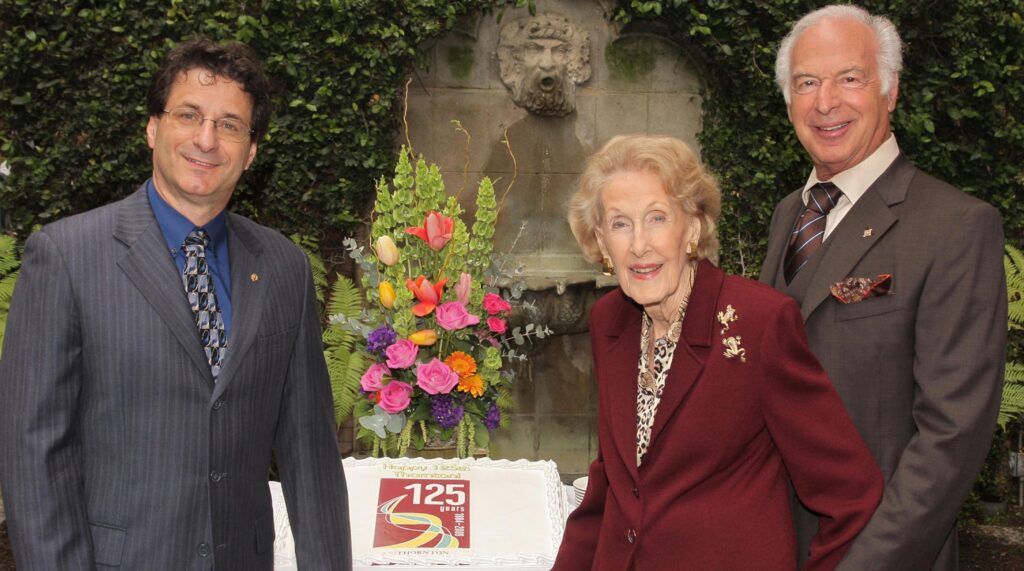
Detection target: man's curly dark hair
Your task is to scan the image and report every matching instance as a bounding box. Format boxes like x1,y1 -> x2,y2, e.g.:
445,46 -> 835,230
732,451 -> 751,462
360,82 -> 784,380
146,36 -> 272,140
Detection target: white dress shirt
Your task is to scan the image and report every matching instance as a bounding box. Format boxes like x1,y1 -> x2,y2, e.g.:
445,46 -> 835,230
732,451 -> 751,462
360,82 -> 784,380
801,134 -> 900,239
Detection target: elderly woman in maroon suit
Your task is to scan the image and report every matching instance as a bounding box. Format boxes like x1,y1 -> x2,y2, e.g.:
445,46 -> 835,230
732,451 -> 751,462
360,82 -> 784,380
552,135 -> 882,571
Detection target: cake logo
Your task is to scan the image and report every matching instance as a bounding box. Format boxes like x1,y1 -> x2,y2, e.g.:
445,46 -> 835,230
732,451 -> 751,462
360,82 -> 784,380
374,478 -> 471,549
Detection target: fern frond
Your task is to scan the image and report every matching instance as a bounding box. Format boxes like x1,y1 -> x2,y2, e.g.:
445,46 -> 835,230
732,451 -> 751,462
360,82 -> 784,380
495,386 -> 515,429
1006,245 -> 1024,330
0,235 -> 20,359
1007,362 -> 1024,383
0,235 -> 19,275
1006,243 -> 1024,274
329,349 -> 365,428
0,273 -> 17,307
323,324 -> 356,353
327,275 -> 362,320
997,378 -> 1024,429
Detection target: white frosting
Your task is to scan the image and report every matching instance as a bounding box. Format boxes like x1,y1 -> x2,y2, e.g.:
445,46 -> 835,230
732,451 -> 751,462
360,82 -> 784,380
342,457 -> 567,567
272,458 -> 566,569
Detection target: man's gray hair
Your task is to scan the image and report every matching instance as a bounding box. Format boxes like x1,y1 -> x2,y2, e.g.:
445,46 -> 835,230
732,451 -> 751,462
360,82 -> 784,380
775,4 -> 903,104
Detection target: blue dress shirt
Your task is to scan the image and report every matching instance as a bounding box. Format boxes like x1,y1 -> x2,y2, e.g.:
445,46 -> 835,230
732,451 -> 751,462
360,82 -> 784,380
147,180 -> 232,337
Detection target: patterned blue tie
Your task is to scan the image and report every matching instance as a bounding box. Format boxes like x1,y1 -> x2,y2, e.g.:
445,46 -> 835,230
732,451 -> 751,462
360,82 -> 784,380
182,229 -> 227,379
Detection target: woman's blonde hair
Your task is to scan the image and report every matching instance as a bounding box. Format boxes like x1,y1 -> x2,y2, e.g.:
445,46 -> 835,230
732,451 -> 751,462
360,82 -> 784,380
568,135 -> 721,264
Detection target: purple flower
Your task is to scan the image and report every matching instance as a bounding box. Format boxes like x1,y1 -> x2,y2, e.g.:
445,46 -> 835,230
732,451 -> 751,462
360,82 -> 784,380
431,395 -> 465,429
484,402 -> 501,431
367,326 -> 398,355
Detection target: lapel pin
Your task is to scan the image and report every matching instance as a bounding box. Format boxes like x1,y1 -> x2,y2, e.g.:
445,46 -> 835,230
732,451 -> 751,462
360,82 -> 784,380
863,228 -> 873,238
250,273 -> 259,282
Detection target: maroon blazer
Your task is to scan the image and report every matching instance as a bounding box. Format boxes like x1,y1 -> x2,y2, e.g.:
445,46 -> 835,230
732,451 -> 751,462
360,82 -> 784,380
553,261 -> 882,571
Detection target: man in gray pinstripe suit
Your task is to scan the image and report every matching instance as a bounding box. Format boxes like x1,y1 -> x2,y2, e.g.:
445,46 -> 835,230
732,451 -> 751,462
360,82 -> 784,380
0,37 -> 351,570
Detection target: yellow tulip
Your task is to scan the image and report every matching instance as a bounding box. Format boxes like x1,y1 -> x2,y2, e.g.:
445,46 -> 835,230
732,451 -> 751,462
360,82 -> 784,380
408,329 -> 438,346
378,281 -> 396,309
374,235 -> 400,266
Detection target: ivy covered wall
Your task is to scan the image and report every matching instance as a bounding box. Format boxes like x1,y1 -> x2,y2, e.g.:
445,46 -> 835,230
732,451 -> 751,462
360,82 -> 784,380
0,0 -> 525,248
2,1 -> 1020,274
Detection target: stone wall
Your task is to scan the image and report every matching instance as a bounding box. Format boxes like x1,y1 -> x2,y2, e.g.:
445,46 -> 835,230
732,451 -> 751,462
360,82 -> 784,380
403,0 -> 704,480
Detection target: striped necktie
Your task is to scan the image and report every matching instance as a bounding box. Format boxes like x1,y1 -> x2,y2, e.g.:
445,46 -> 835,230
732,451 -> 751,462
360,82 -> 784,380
784,182 -> 843,284
182,228 -> 227,379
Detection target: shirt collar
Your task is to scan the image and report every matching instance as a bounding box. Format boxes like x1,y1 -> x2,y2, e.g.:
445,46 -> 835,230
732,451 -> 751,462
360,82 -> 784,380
802,134 -> 900,205
147,180 -> 228,255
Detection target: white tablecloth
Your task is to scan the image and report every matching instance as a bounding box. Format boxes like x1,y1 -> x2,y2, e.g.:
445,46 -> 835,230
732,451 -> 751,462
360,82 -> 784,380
270,482 -> 578,571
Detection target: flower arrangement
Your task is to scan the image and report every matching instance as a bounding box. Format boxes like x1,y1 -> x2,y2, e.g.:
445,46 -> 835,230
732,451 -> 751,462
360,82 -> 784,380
336,148 -> 550,458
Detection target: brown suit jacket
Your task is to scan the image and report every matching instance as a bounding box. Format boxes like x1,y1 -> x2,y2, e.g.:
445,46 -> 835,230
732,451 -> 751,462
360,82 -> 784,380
554,261 -> 882,570
761,155 -> 1007,571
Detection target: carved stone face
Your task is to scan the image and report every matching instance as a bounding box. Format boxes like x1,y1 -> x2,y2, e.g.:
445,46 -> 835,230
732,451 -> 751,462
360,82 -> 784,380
497,13 -> 591,117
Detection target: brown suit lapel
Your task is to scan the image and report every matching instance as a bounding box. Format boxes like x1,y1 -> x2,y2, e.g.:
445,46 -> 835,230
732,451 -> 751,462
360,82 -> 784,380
766,155 -> 916,319
799,156 -> 915,319
799,189 -> 896,319
114,187 -> 214,386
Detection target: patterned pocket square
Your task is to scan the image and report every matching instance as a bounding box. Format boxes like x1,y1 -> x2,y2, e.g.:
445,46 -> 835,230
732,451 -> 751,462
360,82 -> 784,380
830,274 -> 892,304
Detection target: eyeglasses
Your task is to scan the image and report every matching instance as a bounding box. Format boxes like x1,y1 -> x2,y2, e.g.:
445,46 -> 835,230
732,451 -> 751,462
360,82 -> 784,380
161,107 -> 253,143
792,73 -> 872,96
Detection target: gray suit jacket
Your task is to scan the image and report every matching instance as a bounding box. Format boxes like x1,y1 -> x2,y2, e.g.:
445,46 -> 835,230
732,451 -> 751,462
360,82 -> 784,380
0,187 -> 351,570
761,155 -> 1006,571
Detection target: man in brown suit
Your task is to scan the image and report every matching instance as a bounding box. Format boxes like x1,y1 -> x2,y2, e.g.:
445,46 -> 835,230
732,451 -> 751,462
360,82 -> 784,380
760,5 -> 1007,570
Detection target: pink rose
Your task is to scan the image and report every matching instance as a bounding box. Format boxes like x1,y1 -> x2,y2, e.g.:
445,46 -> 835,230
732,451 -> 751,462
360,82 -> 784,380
379,381 -> 413,413
483,292 -> 512,315
415,358 -> 459,395
385,339 -> 418,369
360,363 -> 390,392
435,302 -> 481,331
487,317 -> 507,334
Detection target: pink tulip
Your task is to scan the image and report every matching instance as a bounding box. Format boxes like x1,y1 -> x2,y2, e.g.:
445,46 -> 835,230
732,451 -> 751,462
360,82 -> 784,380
406,211 -> 454,251
406,275 -> 447,317
415,358 -> 460,395
435,302 -> 481,331
379,381 -> 413,414
360,363 -> 391,392
454,272 -> 472,305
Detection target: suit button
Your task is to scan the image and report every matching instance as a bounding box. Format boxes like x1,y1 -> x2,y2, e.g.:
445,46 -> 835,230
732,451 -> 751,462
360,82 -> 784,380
632,487 -> 640,498
209,471 -> 224,483
197,543 -> 211,557
626,528 -> 637,543
212,399 -> 225,410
